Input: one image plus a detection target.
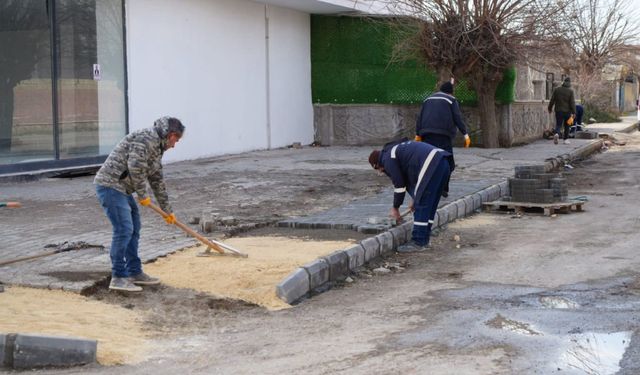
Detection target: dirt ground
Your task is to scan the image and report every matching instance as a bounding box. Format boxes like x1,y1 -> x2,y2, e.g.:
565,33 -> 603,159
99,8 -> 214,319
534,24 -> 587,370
13,131 -> 640,374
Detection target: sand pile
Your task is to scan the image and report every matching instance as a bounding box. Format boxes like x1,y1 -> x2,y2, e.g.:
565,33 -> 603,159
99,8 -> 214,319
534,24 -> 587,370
146,236 -> 356,310
0,286 -> 150,365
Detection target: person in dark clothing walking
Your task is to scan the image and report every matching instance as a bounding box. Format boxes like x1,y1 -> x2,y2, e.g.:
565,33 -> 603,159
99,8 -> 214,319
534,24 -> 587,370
369,140 -> 451,252
548,77 -> 576,145
415,81 -> 470,197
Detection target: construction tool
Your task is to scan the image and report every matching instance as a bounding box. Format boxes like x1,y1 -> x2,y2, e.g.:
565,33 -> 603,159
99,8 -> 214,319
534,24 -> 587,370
0,242 -> 104,267
368,208 -> 412,226
145,202 -> 248,258
0,202 -> 21,208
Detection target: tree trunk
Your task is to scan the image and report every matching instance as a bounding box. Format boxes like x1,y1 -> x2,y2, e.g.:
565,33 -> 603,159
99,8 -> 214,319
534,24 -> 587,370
0,85 -> 15,152
475,80 -> 500,148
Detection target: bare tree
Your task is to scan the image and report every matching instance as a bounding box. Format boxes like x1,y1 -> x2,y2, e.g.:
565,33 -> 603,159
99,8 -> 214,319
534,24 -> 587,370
554,0 -> 640,75
375,0 -> 561,147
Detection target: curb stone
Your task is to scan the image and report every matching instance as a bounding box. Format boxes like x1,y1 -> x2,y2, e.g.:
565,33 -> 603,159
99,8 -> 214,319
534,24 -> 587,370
0,333 -> 97,369
322,251 -> 349,282
275,268 -> 310,304
274,139 -> 604,305
344,244 -> 365,270
302,259 -> 329,290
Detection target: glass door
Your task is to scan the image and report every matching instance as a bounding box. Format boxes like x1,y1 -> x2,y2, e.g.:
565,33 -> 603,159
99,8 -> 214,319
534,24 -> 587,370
0,0 -> 55,165
0,0 -> 126,172
55,0 -> 126,159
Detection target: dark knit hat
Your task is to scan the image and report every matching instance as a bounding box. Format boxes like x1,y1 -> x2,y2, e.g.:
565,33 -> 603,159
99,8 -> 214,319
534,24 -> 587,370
368,150 -> 381,169
564,76 -> 571,83
439,81 -> 454,94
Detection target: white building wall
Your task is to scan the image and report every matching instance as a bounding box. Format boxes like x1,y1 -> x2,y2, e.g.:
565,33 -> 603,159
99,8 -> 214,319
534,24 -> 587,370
266,6 -> 313,148
125,0 -> 313,162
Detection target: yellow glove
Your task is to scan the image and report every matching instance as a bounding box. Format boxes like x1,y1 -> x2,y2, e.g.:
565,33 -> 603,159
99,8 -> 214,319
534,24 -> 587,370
164,213 -> 176,225
138,197 -> 151,206
464,134 -> 471,148
566,116 -> 574,126
414,135 -> 422,142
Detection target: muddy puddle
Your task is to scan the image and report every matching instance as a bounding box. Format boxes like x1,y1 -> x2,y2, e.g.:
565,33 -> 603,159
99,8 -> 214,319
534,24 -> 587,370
558,331 -> 632,374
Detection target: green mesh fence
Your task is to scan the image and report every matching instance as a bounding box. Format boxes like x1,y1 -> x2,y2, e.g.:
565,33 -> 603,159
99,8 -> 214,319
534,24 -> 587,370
311,15 -> 515,106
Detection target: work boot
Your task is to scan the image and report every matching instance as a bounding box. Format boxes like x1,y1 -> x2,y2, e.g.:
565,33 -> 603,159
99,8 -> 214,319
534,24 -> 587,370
130,272 -> 160,286
553,133 -> 559,144
109,277 -> 143,292
397,241 -> 430,253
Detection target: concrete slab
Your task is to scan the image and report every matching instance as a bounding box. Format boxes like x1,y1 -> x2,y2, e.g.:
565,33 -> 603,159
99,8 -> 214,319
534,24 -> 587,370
376,232 -> 394,255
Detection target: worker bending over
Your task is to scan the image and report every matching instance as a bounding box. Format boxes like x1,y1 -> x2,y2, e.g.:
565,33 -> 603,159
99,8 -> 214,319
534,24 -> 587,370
369,140 -> 450,252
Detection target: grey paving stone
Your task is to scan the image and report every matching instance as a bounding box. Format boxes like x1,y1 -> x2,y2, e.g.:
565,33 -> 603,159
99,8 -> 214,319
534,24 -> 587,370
360,237 -> 380,262
322,251 -> 350,281
436,208 -> 448,227
276,268 -> 310,304
344,244 -> 365,270
302,259 -> 329,290
443,204 -> 458,224
12,333 -> 97,369
454,200 -> 466,218
376,232 -> 394,255
0,333 -> 6,367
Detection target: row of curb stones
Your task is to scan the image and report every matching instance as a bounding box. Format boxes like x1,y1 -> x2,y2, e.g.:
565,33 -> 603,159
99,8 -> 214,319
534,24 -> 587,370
275,138 -> 605,305
275,182 -> 506,304
0,333 -> 96,370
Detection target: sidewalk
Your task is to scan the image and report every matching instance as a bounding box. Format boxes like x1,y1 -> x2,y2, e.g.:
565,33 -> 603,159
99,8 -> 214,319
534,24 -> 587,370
0,116 -> 636,292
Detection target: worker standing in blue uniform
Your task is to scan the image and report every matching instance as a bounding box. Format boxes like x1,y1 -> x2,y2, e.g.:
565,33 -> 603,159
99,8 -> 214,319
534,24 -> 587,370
369,140 -> 451,252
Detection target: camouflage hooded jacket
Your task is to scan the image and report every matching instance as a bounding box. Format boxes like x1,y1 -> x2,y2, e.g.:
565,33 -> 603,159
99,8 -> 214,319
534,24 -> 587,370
94,117 -> 173,213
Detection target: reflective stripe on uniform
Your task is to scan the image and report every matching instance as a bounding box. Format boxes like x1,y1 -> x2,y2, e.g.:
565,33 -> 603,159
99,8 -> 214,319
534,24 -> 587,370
414,221 -> 431,226
414,149 -> 439,195
426,96 -> 452,104
394,187 -> 406,193
390,145 -> 399,158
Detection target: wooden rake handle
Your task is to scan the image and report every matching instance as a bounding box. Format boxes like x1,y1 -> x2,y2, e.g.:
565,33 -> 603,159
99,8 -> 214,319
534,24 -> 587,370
145,202 -> 247,258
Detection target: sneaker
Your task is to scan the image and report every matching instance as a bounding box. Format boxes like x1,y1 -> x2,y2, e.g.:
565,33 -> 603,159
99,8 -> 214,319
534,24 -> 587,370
553,134 -> 559,144
397,241 -> 430,253
563,139 -> 570,145
109,277 -> 143,292
130,272 -> 160,285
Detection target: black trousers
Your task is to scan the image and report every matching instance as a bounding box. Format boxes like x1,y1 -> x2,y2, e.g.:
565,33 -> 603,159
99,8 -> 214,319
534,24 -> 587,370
421,133 -> 454,193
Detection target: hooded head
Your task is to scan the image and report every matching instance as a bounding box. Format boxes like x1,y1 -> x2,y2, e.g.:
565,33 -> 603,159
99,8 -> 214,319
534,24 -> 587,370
439,81 -> 454,95
154,116 -> 185,150
562,77 -> 571,87
368,149 -> 381,169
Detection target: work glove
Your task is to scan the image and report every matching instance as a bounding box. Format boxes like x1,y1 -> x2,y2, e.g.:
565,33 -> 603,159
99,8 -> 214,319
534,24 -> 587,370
566,115 -> 574,126
164,213 -> 177,225
414,135 -> 422,142
464,134 -> 471,148
138,197 -> 151,206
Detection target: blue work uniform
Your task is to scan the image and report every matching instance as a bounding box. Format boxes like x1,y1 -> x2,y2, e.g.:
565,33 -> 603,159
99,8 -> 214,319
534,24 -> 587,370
378,140 -> 451,246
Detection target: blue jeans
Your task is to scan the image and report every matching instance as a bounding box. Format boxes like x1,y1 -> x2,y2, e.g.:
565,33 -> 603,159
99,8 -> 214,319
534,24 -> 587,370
96,185 -> 142,278
554,111 -> 571,140
412,159 -> 450,246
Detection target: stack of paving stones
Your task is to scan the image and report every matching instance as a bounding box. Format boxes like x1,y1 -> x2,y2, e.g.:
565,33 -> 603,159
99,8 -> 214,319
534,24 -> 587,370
0,333 -> 96,369
575,131 -> 599,139
509,165 -> 567,203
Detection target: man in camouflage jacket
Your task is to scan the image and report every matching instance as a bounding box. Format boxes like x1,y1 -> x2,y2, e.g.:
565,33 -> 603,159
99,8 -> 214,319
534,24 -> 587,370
95,116 -> 185,292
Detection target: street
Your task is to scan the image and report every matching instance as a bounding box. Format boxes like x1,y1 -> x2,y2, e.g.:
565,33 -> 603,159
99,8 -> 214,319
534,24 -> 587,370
29,128 -> 640,374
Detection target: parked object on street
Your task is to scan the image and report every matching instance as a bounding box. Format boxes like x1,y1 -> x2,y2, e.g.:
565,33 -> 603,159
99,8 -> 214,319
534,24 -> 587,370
0,201 -> 20,208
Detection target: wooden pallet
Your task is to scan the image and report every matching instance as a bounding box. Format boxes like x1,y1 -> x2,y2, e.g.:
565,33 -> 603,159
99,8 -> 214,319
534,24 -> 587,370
482,198 -> 586,216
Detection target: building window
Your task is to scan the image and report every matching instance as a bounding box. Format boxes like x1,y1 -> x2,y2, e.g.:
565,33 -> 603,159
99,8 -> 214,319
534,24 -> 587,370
0,0 -> 126,172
